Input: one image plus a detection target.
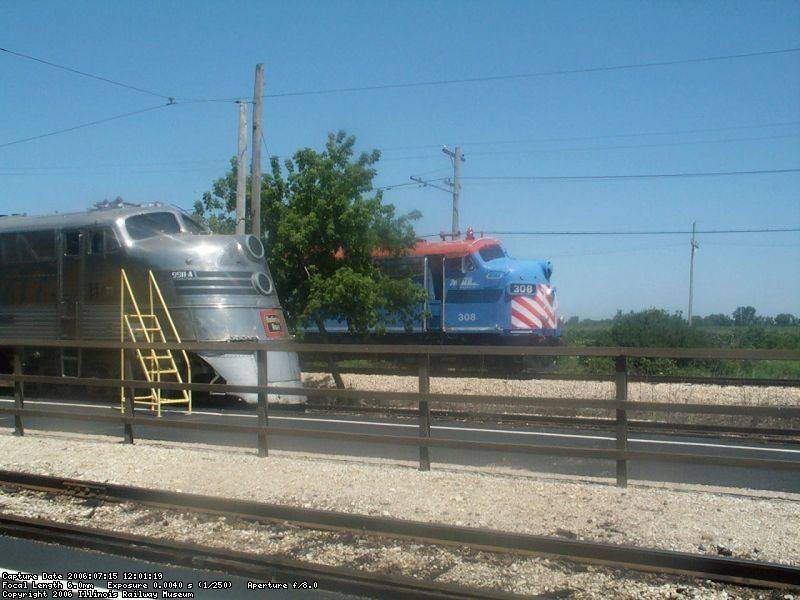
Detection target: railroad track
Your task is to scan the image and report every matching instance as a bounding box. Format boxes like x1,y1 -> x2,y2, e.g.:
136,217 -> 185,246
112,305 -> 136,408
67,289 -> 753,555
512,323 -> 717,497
302,364 -> 800,388
1,470 -> 798,591
302,403 -> 800,443
0,515 -> 513,600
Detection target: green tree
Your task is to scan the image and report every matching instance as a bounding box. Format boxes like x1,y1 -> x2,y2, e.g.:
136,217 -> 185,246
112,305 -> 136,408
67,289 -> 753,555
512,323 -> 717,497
775,313 -> 797,326
195,131 -> 424,336
599,309 -> 712,375
703,313 -> 734,326
732,306 -> 757,326
609,309 -> 709,348
193,157 -> 238,234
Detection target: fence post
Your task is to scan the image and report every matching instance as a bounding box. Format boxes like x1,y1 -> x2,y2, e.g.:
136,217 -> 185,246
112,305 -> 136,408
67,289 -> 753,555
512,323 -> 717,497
256,349 -> 269,457
123,356 -> 135,444
13,349 -> 24,437
418,353 -> 431,471
615,355 -> 628,488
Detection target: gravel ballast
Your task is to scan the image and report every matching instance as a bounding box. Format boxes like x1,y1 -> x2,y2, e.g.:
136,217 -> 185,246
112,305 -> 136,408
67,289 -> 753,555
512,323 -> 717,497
1,373 -> 798,597
1,429 -> 798,598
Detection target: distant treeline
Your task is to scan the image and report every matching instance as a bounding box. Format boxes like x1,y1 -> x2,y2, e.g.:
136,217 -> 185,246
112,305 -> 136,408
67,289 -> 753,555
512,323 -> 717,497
564,306 -> 798,328
559,308 -> 800,377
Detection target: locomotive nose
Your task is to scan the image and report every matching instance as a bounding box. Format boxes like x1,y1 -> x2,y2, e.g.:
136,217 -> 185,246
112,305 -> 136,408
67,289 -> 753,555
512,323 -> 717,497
182,235 -> 264,267
244,235 -> 264,259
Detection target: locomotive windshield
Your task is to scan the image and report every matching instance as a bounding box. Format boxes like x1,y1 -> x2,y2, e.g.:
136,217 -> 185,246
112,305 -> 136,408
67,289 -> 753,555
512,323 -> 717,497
125,212 -> 181,240
181,215 -> 207,234
478,244 -> 505,262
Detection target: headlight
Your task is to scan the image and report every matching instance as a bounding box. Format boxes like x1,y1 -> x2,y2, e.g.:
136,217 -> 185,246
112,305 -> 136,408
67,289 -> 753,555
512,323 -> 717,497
245,235 -> 264,259
252,272 -> 273,295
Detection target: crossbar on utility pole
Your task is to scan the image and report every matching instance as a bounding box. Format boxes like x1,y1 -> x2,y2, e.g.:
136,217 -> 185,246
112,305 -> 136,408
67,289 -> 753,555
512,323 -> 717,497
442,146 -> 465,239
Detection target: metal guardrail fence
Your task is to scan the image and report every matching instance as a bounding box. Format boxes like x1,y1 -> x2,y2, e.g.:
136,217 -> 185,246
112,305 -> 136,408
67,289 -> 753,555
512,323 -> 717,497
1,338 -> 799,488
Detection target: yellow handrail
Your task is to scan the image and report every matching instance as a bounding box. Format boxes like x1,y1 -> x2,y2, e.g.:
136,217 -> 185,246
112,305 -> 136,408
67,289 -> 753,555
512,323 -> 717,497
147,270 -> 192,385
120,269 -> 191,416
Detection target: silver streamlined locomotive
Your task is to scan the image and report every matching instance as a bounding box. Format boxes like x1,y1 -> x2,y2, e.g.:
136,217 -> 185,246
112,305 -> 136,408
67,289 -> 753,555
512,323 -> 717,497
0,200 -> 303,404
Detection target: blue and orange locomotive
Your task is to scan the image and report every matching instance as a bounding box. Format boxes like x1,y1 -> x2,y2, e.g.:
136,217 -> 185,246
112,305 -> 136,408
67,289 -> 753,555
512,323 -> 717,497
315,228 -> 560,349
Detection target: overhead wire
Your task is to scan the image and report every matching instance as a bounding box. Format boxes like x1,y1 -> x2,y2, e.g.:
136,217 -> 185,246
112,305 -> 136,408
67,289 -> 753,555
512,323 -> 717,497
379,120 -> 800,153
0,46 -> 242,104
416,227 -> 800,238
464,134 -> 800,157
460,168 -> 800,183
380,169 -> 799,192
263,47 -> 800,98
0,102 -> 176,149
378,133 -> 800,162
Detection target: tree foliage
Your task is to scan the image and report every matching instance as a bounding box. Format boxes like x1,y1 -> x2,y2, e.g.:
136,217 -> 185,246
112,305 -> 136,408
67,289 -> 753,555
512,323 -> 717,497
194,131 -> 424,335
193,157 -> 238,234
606,309 -> 710,348
732,305 -> 757,326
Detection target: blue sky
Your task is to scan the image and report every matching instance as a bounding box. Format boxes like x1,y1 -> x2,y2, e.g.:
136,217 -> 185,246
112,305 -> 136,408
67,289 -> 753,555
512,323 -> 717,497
2,0 -> 798,319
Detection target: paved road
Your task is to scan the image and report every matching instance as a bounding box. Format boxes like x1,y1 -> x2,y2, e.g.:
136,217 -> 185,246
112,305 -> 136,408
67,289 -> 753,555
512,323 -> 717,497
0,535 -> 361,599
1,394 -> 799,492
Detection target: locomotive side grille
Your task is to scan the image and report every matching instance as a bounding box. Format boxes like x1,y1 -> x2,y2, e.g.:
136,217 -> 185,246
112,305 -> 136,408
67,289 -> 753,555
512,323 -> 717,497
0,308 -> 58,338
172,271 -> 258,296
445,289 -> 503,303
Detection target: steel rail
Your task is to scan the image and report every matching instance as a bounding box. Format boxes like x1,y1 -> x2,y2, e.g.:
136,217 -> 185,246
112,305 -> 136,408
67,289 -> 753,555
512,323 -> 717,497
2,398 -> 797,447
2,337 -> 800,360
302,364 -> 800,388
0,514 -> 518,600
302,403 -> 800,441
2,407 -> 800,472
5,372 -> 800,418
0,471 -> 798,589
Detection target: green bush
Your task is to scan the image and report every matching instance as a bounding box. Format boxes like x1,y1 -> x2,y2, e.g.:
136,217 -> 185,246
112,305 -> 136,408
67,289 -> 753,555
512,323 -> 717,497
558,309 -> 800,377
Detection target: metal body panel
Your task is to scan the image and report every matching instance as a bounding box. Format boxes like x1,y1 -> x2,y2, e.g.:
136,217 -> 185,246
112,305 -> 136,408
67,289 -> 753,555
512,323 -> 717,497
315,235 -> 561,344
0,203 -> 302,404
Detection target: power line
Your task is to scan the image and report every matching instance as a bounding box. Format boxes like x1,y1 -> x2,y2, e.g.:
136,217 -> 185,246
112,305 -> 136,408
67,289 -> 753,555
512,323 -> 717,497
379,133 -> 800,163
461,168 -> 800,183
380,169 -> 800,192
0,46 -> 241,104
424,227 -> 800,237
376,181 -> 425,191
0,102 -> 176,149
380,120 -> 800,153
264,47 -> 800,98
465,134 -> 800,157
260,131 -> 272,159
0,46 -> 174,100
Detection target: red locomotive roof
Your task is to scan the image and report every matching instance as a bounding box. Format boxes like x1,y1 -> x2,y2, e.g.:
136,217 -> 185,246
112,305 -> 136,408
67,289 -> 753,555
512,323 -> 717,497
397,236 -> 501,259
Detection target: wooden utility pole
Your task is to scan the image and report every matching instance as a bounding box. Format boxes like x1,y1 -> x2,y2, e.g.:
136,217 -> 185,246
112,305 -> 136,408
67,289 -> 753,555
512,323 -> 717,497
250,63 -> 264,237
688,222 -> 699,327
235,101 -> 247,235
442,146 -> 465,239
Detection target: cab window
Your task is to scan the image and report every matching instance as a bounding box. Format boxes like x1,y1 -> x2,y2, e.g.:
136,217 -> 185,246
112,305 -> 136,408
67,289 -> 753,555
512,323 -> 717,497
181,215 -> 207,234
64,230 -> 82,256
125,212 -> 181,240
478,245 -> 505,262
88,228 -> 121,255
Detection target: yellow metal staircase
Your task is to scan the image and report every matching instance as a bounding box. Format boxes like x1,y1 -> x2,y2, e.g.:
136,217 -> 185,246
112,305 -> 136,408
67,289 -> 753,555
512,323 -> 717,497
120,269 -> 191,416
